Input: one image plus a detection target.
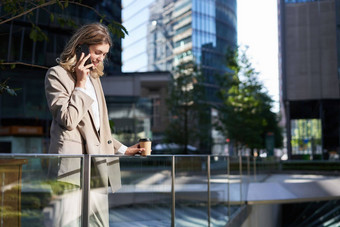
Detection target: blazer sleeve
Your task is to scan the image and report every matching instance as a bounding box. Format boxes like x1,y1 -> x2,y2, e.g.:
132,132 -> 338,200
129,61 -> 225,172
112,138 -> 124,153
45,66 -> 94,131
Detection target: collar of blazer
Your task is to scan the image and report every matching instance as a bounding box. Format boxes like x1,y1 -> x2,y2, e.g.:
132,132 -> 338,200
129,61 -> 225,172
88,75 -> 103,140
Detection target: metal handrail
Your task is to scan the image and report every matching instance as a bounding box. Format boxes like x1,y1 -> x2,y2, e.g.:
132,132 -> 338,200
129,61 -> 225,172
1,153 -> 340,226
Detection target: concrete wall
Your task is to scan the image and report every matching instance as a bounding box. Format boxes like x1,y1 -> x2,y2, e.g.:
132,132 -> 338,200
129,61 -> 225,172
285,0 -> 340,100
241,204 -> 282,227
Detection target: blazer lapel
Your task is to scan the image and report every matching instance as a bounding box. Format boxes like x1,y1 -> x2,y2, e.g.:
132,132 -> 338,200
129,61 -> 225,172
87,107 -> 100,140
90,76 -> 103,139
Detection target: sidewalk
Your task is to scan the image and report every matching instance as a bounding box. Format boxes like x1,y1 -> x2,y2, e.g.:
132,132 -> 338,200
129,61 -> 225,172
247,174 -> 340,204
111,172 -> 340,205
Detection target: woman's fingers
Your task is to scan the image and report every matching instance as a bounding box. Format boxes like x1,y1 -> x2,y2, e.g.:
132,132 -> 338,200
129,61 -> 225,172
75,52 -> 85,67
125,147 -> 145,156
81,53 -> 91,66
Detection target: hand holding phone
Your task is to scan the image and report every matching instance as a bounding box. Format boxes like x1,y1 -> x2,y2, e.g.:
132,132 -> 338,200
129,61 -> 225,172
74,44 -> 93,88
76,44 -> 92,66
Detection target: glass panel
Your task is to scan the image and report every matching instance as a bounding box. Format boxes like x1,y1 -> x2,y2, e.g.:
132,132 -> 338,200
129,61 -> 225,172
253,155 -> 281,182
108,155 -> 172,226
0,155 -> 83,227
228,156 -> 242,203
210,155 -> 239,225
174,156 -> 208,226
240,156 -> 250,201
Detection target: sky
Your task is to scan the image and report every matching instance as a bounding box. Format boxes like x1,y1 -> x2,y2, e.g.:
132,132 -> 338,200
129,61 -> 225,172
237,0 -> 280,113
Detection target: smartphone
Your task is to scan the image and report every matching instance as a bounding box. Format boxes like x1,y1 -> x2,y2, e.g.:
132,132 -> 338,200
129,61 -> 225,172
76,44 -> 92,66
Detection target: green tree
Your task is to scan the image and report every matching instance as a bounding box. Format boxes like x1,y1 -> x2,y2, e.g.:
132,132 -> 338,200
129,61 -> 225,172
0,0 -> 128,95
215,47 -> 283,154
165,61 -> 208,154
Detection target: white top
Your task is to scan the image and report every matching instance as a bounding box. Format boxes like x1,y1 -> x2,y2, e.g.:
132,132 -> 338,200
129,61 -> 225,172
76,75 -> 100,131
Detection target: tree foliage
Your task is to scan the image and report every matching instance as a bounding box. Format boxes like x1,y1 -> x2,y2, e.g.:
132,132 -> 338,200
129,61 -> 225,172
0,78 -> 20,96
0,0 -> 128,40
165,61 -> 208,154
215,47 -> 283,152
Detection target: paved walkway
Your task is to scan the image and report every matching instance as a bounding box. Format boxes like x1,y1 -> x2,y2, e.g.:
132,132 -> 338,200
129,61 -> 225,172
111,173 -> 340,206
247,174 -> 340,204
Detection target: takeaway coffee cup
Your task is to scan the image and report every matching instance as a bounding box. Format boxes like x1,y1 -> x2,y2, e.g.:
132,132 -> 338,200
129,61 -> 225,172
139,138 -> 152,156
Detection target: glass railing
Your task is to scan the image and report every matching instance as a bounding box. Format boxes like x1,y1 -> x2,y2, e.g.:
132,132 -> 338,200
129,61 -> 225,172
2,154 -> 339,226
0,154 -> 248,227
0,154 -> 84,227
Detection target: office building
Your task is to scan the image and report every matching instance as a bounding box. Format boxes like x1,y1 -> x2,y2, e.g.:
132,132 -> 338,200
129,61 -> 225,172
122,0 -> 237,151
278,0 -> 340,159
122,0 -> 237,102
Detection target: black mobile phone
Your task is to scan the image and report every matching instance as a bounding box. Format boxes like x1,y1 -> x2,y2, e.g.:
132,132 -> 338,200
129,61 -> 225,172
76,44 -> 92,66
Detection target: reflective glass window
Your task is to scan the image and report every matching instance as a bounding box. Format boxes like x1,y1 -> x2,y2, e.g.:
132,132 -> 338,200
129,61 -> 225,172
123,23 -> 148,47
173,14 -> 191,27
122,0 -> 136,8
285,0 -> 318,3
123,0 -> 154,21
175,37 -> 192,48
175,23 -> 191,36
123,53 -> 148,72
291,119 -> 322,155
175,0 -> 191,11
123,7 -> 149,32
123,38 -> 147,62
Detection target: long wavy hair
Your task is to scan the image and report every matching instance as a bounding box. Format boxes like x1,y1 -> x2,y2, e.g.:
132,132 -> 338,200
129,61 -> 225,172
58,23 -> 113,78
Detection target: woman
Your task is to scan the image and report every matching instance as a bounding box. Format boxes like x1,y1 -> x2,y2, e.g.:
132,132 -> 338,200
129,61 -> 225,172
45,23 -> 143,226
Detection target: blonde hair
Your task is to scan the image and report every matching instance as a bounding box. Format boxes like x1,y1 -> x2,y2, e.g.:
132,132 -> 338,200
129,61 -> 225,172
58,23 -> 113,78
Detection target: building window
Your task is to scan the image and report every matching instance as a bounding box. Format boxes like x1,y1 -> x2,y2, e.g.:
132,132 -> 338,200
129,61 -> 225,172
291,119 -> 322,155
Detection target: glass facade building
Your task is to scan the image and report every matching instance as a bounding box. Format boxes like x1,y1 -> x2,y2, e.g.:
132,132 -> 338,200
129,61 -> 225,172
0,1 -> 122,73
122,0 -> 237,102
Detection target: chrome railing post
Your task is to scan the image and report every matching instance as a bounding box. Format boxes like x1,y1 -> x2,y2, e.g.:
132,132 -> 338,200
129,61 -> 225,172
81,154 -> 91,227
247,155 -> 250,181
207,156 -> 211,227
239,151 -> 243,203
227,156 -> 230,219
171,156 -> 175,227
253,155 -> 257,181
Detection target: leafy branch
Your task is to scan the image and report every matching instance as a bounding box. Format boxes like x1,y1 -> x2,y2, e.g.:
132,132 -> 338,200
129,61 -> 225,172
0,78 -> 20,96
0,62 -> 49,70
0,0 -> 128,39
0,1 -> 57,26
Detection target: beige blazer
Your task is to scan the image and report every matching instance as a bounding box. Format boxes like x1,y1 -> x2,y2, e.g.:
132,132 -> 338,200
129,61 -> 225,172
45,65 -> 121,192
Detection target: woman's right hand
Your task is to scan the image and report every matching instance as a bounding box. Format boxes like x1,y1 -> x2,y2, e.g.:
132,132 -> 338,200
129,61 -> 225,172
125,143 -> 145,156
74,53 -> 94,88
